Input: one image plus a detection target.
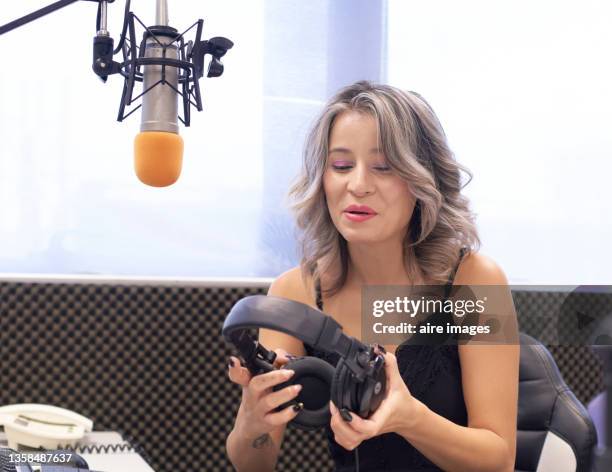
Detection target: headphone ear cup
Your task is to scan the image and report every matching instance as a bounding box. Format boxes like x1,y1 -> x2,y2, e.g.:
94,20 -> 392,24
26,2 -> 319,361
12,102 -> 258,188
357,354 -> 387,418
332,354 -> 387,418
330,358 -> 344,409
275,357 -> 334,430
331,358 -> 354,411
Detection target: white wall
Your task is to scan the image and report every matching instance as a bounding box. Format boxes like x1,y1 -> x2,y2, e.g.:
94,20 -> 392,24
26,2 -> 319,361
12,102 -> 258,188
387,0 -> 612,283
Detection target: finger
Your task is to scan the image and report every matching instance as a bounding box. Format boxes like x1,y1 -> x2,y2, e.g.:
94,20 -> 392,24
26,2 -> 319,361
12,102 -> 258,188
227,356 -> 252,387
383,352 -> 400,390
344,411 -> 378,437
332,429 -> 366,451
330,401 -> 358,424
272,348 -> 294,369
329,402 -> 363,437
383,352 -> 398,373
262,401 -> 303,427
250,368 -> 296,394
261,384 -> 303,413
335,436 -> 361,452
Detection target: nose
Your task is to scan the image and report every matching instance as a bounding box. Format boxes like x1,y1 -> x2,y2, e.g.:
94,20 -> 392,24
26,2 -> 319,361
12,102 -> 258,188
347,163 -> 375,197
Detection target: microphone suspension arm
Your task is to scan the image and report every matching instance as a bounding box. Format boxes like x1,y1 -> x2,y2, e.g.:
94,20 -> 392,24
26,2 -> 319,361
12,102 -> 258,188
0,0 -> 113,36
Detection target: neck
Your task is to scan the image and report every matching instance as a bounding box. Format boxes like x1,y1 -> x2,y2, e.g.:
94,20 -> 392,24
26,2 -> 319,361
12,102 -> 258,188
346,238 -> 413,286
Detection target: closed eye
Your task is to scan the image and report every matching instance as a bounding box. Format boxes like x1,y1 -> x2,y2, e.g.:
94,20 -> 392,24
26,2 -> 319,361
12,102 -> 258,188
331,164 -> 353,171
331,165 -> 391,172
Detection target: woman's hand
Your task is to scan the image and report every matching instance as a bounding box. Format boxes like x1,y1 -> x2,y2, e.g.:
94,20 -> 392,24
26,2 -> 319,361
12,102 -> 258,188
329,351 -> 420,451
227,349 -> 303,440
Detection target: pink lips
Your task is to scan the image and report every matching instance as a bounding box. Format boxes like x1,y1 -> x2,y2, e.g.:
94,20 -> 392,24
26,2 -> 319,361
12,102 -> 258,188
343,204 -> 377,222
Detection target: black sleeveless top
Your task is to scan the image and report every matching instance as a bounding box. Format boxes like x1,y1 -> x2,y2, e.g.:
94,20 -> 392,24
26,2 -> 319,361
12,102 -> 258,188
304,250 -> 468,472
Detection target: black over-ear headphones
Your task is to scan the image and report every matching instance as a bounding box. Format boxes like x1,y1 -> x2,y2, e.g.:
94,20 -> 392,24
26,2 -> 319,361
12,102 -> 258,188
222,295 -> 387,430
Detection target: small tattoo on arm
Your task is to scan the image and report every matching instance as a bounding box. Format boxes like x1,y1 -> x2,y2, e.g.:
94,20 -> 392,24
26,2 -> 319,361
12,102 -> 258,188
252,433 -> 272,449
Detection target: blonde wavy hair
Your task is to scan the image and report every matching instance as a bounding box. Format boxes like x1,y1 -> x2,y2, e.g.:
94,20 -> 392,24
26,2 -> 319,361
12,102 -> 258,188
288,81 -> 480,296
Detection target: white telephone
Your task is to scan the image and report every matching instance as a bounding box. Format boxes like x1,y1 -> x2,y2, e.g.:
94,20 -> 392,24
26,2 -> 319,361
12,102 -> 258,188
0,404 -> 93,450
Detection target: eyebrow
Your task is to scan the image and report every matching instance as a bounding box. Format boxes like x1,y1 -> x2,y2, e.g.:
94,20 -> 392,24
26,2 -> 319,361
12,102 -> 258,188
328,147 -> 351,154
328,147 -> 383,154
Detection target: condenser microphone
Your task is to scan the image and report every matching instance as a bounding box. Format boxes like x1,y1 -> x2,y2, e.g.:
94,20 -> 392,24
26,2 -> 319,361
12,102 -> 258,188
1,0 -> 233,187
133,0 -> 183,187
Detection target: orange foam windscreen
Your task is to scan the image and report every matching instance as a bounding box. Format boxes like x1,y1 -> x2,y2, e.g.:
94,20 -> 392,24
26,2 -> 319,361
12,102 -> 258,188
134,131 -> 184,187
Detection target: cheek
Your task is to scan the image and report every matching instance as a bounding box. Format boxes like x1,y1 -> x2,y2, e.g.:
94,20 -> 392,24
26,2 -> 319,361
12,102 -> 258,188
322,171 -> 338,201
387,182 -> 416,220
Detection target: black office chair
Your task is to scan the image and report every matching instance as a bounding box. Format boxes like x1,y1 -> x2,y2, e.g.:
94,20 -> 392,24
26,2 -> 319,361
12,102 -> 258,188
516,333 -> 597,472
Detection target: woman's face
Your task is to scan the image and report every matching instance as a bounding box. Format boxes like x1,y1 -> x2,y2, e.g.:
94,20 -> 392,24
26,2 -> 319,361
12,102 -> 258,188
323,110 -> 416,245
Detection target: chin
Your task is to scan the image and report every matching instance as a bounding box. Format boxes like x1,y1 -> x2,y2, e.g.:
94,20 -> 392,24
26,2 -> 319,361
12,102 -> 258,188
339,227 -> 385,244
339,224 -> 405,246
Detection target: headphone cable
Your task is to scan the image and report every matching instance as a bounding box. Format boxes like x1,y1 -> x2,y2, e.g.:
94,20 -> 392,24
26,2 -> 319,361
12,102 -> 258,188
354,444 -> 360,472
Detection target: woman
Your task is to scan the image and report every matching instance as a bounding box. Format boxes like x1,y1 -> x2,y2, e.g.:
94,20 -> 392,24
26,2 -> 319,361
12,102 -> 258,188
226,81 -> 519,471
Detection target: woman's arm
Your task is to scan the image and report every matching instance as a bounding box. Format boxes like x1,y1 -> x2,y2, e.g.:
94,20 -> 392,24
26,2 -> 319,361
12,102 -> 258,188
396,253 -> 519,472
225,330 -> 305,472
225,358 -> 295,472
226,401 -> 282,472
225,268 -> 308,472
225,395 -> 286,472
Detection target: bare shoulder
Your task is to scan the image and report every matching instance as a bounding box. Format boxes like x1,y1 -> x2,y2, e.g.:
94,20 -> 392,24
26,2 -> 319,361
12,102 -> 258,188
454,252 -> 508,286
267,266 -> 317,307
455,252 -> 518,341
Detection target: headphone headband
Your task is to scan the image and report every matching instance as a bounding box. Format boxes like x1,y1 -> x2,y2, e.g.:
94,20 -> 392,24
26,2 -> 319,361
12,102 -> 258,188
222,295 -> 356,358
222,295 -> 388,429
